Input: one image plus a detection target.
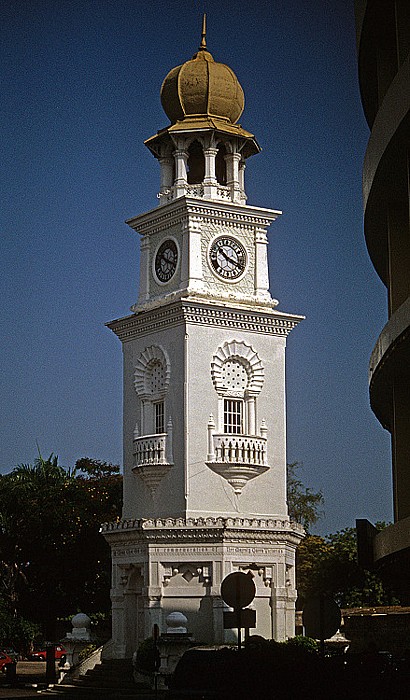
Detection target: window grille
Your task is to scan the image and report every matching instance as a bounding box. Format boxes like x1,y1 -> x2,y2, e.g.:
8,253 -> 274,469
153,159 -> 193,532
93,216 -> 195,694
154,401 -> 165,434
224,399 -> 243,434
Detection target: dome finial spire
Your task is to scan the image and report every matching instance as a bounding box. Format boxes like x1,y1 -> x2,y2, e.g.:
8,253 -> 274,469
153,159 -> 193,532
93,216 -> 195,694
199,13 -> 207,51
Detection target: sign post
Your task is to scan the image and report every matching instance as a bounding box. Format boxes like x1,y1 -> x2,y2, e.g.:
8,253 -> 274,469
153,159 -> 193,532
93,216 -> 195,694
221,572 -> 256,651
303,594 -> 341,658
152,624 -> 160,698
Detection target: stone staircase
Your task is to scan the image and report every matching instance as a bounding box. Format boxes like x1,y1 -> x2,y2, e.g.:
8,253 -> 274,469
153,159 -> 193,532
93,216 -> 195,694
47,658 -> 166,698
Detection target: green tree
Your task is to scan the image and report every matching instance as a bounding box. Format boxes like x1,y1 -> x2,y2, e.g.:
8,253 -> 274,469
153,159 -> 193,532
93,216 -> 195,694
296,526 -> 400,608
287,462 -> 324,531
0,454 -> 122,638
0,598 -> 40,655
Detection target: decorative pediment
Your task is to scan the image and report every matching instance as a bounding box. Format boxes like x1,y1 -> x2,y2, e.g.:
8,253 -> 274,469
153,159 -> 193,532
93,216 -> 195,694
211,340 -> 264,396
134,345 -> 171,399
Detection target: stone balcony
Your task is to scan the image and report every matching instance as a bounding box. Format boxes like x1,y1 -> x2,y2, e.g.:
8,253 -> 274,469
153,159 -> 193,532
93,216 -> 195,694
132,423 -> 174,495
206,432 -> 269,495
133,433 -> 169,467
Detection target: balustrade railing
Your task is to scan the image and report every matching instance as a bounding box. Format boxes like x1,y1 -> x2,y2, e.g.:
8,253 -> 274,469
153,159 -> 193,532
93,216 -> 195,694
157,183 -> 241,205
133,433 -> 171,467
216,185 -> 231,199
210,434 -> 267,466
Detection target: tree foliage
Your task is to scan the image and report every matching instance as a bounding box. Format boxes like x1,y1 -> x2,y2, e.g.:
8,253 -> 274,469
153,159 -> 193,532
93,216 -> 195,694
0,453 -> 122,639
287,462 -> 324,531
296,526 -> 400,608
287,464 -> 398,608
0,598 -> 40,654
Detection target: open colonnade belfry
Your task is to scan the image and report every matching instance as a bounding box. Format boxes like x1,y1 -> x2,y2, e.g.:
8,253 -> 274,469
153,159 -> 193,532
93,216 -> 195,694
102,17 -> 304,658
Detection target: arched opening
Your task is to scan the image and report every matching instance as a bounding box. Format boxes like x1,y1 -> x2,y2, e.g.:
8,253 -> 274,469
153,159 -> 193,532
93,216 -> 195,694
187,140 -> 205,184
215,144 -> 227,185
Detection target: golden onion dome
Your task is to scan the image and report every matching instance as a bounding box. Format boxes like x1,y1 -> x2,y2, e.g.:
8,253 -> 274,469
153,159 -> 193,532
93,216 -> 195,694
160,18 -> 245,125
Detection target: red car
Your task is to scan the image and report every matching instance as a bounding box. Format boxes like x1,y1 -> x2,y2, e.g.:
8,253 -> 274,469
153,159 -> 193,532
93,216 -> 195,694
30,645 -> 66,661
0,651 -> 14,672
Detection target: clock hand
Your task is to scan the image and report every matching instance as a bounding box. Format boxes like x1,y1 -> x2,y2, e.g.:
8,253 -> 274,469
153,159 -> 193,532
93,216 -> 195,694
219,248 -> 240,267
159,253 -> 174,266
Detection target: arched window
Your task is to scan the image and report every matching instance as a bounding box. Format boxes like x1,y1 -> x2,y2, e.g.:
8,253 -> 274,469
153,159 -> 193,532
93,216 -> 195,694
215,144 -> 227,185
134,346 -> 170,436
187,140 -> 205,184
211,341 -> 264,436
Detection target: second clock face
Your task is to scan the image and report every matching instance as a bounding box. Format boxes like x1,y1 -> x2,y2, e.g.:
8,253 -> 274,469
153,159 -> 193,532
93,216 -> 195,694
209,236 -> 247,280
154,239 -> 178,283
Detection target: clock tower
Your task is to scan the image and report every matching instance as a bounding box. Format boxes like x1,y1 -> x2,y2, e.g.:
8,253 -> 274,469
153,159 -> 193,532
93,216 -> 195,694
102,20 -> 304,658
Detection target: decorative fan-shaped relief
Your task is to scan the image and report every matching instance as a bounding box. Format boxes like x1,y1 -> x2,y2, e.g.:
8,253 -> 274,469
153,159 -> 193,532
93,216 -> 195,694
134,345 -> 170,398
211,340 -> 264,396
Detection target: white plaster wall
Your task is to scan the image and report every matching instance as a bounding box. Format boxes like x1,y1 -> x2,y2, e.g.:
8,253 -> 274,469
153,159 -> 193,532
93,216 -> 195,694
122,310 -> 288,521
185,322 -> 288,518
122,321 -> 187,519
120,195 -> 297,522
161,596 -> 214,642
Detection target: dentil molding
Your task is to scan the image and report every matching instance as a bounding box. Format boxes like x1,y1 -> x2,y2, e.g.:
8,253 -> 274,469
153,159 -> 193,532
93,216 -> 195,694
107,299 -> 304,342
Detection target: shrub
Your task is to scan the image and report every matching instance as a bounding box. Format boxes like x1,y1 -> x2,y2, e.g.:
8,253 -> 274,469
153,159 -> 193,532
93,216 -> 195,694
286,635 -> 319,654
135,637 -> 160,675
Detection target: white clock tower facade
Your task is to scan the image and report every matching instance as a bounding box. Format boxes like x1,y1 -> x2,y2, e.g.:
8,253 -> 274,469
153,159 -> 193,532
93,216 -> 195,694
102,24 -> 304,658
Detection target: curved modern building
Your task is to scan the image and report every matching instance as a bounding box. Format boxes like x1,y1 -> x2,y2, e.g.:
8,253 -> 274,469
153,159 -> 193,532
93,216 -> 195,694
355,0 -> 410,595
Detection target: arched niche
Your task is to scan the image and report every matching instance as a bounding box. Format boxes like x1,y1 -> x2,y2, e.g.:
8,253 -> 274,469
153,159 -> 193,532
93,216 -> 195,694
215,143 -> 227,185
187,140 -> 205,184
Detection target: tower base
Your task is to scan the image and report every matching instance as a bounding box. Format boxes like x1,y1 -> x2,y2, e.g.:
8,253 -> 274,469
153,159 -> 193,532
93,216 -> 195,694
102,516 -> 304,658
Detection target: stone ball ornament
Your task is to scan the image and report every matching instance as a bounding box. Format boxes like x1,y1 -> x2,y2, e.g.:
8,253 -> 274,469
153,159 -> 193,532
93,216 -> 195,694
71,612 -> 91,629
166,611 -> 188,634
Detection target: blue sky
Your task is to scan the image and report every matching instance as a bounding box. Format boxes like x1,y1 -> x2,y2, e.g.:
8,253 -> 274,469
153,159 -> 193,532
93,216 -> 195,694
1,0 -> 392,535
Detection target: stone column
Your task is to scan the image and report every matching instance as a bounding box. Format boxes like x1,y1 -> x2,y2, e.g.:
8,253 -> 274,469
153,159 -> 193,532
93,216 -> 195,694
180,215 -> 203,291
212,597 -> 225,644
270,562 -> 288,641
254,227 -> 270,301
216,396 -> 224,433
285,588 -> 298,639
173,149 -> 188,197
225,152 -> 242,202
207,414 -> 216,461
166,416 -> 174,463
239,159 -> 246,202
146,596 -> 162,643
203,147 -> 218,199
137,235 -> 150,304
246,394 -> 256,435
159,157 -> 174,193
111,591 -> 126,658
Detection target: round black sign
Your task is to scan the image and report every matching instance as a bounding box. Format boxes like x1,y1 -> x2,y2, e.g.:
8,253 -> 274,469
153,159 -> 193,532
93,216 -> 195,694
221,572 -> 256,610
303,595 -> 341,640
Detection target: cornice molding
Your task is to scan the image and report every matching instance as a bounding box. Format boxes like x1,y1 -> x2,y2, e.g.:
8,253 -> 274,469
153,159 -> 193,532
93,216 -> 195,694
107,299 -> 304,343
102,516 -> 304,549
126,196 -> 281,236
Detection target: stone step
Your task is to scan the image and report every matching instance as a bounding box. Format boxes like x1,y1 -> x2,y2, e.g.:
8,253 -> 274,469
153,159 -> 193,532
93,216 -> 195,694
80,659 -> 135,684
77,677 -> 138,688
58,658 -> 150,696
48,686 -> 164,699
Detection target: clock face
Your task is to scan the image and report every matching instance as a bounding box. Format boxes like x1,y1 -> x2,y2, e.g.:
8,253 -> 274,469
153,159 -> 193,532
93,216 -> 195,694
154,239 -> 178,283
209,236 -> 247,280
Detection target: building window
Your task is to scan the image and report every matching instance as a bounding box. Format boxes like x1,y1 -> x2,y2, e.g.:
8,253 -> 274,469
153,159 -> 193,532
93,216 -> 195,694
224,399 -> 243,434
154,401 -> 165,434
